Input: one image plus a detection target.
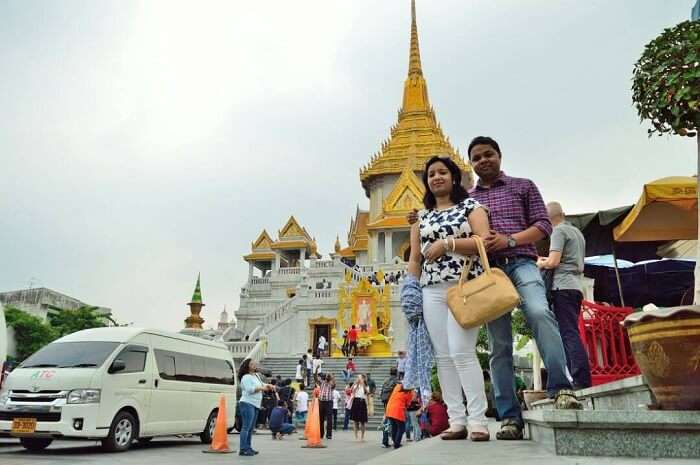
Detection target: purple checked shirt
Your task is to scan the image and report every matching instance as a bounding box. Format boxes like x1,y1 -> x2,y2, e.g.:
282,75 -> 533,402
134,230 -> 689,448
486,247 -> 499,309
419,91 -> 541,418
469,172 -> 552,260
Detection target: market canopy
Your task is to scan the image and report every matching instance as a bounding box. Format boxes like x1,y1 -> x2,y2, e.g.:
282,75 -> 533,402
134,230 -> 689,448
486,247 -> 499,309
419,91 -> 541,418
613,176 -> 698,242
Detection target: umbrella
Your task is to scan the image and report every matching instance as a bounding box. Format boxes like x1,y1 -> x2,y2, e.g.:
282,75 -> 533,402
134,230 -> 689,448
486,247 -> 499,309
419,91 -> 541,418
613,176 -> 697,242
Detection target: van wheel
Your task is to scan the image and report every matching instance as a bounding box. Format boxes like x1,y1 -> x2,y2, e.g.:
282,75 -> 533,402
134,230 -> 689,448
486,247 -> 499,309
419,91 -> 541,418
200,410 -> 218,444
102,411 -> 138,452
19,437 -> 53,451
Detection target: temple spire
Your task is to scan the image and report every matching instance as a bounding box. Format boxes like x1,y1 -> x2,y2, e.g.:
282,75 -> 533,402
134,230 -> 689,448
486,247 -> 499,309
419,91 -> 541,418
408,0 -> 423,77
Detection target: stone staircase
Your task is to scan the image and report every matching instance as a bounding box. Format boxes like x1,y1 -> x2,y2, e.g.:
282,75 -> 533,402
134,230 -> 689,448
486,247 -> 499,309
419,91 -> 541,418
259,356 -> 398,430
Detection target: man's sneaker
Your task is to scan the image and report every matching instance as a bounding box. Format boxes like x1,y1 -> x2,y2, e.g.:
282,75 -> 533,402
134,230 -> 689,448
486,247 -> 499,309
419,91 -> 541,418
495,418 -> 523,440
554,389 -> 583,410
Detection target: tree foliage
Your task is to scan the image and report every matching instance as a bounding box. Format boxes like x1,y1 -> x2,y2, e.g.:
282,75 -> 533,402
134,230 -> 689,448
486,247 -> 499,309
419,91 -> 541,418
48,306 -> 106,338
4,306 -> 58,361
632,20 -> 700,137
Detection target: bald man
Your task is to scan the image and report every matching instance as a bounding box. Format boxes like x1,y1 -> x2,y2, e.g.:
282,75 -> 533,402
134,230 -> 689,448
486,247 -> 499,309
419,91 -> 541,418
537,202 -> 591,389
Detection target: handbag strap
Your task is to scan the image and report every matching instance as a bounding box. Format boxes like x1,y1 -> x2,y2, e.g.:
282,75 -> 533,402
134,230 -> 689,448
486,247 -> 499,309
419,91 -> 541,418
458,235 -> 493,284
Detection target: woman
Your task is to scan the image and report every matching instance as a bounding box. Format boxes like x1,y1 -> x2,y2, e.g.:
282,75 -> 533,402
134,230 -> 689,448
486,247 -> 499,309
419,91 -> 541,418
238,359 -> 274,456
407,156 -> 491,441
349,373 -> 370,441
295,359 -> 304,383
425,391 -> 449,437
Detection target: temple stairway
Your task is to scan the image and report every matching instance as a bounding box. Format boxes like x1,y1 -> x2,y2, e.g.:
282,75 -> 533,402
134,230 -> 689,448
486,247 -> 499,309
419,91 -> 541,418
259,356 -> 398,430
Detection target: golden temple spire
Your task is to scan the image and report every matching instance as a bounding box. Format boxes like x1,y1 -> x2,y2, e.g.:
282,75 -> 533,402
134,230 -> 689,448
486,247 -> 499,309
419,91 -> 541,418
408,0 -> 423,77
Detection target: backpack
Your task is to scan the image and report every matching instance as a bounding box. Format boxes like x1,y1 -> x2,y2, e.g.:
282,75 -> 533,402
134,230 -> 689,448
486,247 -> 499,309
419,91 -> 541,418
380,377 -> 398,404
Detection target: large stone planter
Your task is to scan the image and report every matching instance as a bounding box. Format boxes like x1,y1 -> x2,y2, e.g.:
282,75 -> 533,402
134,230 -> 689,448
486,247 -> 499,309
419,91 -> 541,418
624,306 -> 700,410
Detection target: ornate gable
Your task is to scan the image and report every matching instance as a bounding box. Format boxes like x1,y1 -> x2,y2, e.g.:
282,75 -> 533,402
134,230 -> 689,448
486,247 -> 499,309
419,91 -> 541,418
278,216 -> 310,240
382,165 -> 424,214
251,230 -> 273,251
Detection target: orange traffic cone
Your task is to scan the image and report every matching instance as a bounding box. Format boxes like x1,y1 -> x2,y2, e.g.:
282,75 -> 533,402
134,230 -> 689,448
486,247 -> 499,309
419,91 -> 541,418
203,394 -> 234,454
301,394 -> 326,449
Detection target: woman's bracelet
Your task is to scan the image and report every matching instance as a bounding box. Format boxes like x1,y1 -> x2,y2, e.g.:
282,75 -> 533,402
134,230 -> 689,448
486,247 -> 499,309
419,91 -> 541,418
443,238 -> 449,252
450,237 -> 456,252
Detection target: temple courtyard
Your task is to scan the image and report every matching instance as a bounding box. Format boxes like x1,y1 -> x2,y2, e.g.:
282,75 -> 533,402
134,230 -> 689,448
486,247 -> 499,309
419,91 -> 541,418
0,422 -> 696,465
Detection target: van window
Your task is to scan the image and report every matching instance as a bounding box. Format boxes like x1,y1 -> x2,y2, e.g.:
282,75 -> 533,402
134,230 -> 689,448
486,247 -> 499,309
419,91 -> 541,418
155,350 -> 176,380
21,342 -> 120,369
154,349 -> 234,385
114,346 -> 147,374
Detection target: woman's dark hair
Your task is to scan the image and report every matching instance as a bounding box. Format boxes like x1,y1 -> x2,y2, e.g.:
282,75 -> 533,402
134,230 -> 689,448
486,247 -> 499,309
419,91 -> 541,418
422,156 -> 469,209
467,136 -> 501,159
238,358 -> 253,381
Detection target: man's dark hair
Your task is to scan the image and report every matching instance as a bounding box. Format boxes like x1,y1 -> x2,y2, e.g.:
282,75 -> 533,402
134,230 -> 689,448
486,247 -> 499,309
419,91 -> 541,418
299,383 -> 305,390
468,136 -> 501,159
351,325 -> 355,329
389,367 -> 398,376
278,400 -> 286,407
421,156 -> 469,209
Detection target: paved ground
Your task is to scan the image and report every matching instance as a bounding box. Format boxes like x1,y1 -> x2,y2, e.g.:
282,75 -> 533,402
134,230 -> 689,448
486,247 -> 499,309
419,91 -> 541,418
1,421 -> 697,465
0,427 -> 392,465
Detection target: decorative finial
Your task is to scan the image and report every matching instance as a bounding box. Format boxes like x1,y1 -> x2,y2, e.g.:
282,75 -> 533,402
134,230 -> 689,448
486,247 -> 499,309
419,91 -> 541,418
408,0 -> 423,77
191,273 -> 203,304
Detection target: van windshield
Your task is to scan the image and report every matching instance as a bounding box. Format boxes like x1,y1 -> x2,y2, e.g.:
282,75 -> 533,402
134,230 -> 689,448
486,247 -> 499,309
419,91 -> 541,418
21,342 -> 121,369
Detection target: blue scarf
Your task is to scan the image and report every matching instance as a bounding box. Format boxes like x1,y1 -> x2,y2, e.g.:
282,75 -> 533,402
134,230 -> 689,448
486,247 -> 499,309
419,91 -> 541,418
400,274 -> 434,402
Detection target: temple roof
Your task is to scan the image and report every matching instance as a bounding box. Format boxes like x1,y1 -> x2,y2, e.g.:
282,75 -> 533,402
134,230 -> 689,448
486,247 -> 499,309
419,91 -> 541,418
244,230 -> 276,262
359,0 -> 471,195
244,217 -> 320,262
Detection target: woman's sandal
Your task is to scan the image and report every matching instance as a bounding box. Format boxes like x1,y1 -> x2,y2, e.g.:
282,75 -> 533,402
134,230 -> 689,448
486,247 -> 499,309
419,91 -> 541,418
469,430 -> 490,442
495,419 -> 523,440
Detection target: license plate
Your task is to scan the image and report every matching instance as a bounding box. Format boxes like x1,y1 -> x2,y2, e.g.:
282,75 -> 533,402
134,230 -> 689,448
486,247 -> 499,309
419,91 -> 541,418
11,418 -> 37,434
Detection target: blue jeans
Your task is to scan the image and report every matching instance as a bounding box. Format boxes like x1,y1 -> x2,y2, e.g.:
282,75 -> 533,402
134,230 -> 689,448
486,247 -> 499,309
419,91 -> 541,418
486,258 -> 572,425
389,418 -> 406,449
551,289 -> 592,389
238,401 -> 258,453
343,408 -> 351,430
294,410 -> 307,427
271,423 -> 295,435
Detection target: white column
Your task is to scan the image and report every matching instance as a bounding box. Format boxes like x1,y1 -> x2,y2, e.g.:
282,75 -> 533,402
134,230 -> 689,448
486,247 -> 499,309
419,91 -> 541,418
274,253 -> 281,273
248,262 -> 254,281
370,233 -> 379,263
385,231 -> 393,263
299,248 -> 306,267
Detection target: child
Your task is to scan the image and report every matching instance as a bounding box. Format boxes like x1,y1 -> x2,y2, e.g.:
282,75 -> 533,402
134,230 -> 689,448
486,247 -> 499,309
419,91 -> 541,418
384,384 -> 413,449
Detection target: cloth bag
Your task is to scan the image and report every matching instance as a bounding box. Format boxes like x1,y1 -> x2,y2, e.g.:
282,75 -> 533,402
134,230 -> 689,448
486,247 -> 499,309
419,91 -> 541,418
447,235 -> 520,329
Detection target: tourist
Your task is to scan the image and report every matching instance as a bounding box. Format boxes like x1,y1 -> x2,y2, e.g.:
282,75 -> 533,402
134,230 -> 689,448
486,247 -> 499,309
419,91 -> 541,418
318,373 -> 335,440
278,379 -> 296,422
341,329 -> 349,357
269,400 -> 295,440
350,374 -> 370,441
405,390 -> 422,442
293,383 -> 309,427
425,391 -> 449,437
342,357 -> 356,383
312,353 -> 324,385
295,358 -> 304,383
347,325 -> 359,356
379,367 -> 399,448
260,378 -> 278,428
405,155 -> 491,442
332,385 -> 341,430
304,352 -> 313,387
385,384 -> 414,449
366,372 -> 377,417
238,358 -> 274,456
396,351 -> 407,380
343,382 -> 353,430
537,201 -> 592,390
317,334 -> 327,357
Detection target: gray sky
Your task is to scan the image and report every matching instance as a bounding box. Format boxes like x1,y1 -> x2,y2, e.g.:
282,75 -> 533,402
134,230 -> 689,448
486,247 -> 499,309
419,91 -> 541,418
1,1 -> 697,331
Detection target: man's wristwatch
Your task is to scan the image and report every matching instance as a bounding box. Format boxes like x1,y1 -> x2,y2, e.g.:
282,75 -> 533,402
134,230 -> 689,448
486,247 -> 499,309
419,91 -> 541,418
506,235 -> 517,248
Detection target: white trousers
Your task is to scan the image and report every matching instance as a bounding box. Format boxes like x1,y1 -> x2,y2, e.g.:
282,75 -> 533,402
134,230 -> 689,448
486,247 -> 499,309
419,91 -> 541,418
422,282 -> 488,428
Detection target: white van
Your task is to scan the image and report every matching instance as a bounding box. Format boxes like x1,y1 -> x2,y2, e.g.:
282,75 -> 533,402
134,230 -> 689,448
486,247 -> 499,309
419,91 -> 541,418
0,327 -> 237,452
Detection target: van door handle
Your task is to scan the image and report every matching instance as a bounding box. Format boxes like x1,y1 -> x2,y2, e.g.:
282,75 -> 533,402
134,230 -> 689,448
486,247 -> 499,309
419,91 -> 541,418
138,379 -> 146,384
154,379 -> 159,388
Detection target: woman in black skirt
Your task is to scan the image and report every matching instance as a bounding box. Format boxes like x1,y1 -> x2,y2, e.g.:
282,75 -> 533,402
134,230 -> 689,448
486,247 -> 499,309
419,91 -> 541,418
350,374 -> 370,441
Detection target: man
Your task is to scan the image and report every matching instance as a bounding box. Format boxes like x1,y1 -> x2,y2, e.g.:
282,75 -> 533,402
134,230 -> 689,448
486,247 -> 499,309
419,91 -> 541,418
269,400 -> 295,439
318,373 -> 335,440
317,334 -> 327,357
347,325 -> 359,356
538,201 -> 592,389
379,367 -> 399,448
343,382 -> 353,430
366,372 -> 377,417
407,136 -> 581,441
396,351 -> 407,380
312,353 -> 324,385
304,351 -> 313,387
332,386 -> 341,431
341,329 -> 349,357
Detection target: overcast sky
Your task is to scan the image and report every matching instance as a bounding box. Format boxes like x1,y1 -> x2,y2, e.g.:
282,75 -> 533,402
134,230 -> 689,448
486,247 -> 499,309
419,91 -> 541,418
1,1 -> 697,331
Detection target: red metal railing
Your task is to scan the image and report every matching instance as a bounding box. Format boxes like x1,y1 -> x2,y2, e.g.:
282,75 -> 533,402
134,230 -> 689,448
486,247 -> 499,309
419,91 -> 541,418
577,300 -> 640,386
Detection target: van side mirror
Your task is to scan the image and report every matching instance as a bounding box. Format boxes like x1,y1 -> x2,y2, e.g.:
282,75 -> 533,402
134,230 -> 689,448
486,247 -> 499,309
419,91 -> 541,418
109,359 -> 126,374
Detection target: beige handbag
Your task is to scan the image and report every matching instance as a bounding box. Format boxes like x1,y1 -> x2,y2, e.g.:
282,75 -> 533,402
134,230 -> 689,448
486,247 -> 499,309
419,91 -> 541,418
447,235 -> 520,329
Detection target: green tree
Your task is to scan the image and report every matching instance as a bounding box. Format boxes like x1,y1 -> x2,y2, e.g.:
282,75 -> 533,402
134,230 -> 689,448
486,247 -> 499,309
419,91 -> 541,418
48,306 -> 107,337
4,306 -> 58,361
631,19 -> 700,301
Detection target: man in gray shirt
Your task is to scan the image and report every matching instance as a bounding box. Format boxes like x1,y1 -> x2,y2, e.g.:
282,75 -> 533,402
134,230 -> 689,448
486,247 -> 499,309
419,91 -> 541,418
537,202 -> 592,389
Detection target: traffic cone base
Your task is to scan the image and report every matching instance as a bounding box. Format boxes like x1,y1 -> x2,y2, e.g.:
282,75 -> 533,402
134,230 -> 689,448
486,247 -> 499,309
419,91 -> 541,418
204,394 -> 234,454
